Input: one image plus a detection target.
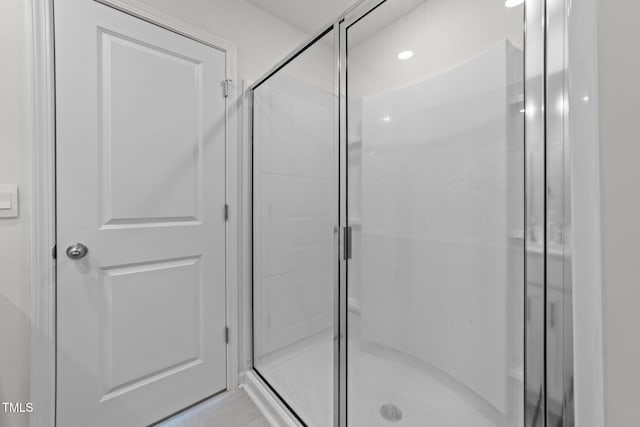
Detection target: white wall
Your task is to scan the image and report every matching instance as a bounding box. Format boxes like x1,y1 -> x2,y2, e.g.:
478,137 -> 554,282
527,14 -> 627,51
565,0 -> 604,424
0,1 -> 309,426
131,0 -> 309,81
0,1 -> 31,427
598,1 -> 640,426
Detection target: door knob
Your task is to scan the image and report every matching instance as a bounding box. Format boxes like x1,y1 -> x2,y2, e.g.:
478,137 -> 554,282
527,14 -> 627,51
66,243 -> 88,260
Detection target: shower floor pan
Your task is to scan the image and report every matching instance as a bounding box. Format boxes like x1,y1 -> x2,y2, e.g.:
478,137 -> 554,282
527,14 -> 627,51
256,313 -> 519,427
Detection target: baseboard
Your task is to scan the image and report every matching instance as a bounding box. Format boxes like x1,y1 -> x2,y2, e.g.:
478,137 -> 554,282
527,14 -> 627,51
242,370 -> 303,427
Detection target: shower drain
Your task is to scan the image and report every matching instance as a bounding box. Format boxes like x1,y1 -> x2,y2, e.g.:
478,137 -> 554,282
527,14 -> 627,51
379,404 -> 403,422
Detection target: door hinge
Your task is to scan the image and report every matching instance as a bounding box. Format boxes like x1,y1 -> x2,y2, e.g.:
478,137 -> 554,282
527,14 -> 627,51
225,326 -> 229,344
224,204 -> 229,221
52,244 -> 57,260
223,79 -> 232,98
343,226 -> 353,260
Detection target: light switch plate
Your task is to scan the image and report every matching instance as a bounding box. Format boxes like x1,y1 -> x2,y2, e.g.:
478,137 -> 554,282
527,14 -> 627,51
0,184 -> 19,218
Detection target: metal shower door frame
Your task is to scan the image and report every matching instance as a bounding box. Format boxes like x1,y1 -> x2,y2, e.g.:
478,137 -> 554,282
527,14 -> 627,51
247,0 -> 573,425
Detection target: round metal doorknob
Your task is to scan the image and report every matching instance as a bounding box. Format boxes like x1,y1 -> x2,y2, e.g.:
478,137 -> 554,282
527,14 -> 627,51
66,243 -> 88,260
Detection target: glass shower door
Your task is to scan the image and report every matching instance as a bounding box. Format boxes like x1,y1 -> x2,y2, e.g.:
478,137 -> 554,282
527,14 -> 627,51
252,29 -> 338,427
345,1 -> 525,426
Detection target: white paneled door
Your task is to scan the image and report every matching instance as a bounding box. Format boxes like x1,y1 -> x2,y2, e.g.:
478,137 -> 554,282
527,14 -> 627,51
54,0 -> 228,425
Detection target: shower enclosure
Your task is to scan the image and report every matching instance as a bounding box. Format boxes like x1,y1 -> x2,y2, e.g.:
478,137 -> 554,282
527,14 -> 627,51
249,0 -> 573,426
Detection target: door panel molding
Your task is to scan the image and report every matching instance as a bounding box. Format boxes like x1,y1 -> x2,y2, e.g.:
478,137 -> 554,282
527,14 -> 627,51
28,1 -> 57,426
28,1 -> 238,425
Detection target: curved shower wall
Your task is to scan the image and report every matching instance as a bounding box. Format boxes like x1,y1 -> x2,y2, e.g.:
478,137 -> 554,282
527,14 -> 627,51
345,1 -> 525,425
353,40 -> 524,416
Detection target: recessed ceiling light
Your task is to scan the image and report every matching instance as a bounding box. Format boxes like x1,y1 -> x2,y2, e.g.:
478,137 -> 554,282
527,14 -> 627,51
382,115 -> 391,122
397,50 -> 414,60
505,0 -> 524,7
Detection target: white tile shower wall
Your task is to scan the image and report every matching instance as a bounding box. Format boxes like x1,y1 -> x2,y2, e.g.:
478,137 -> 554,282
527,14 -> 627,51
253,73 -> 335,358
359,41 -> 524,415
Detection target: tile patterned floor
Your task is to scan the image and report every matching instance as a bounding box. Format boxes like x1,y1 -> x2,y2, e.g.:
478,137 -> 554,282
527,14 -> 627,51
156,390 -> 270,427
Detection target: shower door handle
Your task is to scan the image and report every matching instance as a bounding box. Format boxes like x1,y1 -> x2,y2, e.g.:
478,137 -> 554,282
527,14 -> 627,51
343,226 -> 352,260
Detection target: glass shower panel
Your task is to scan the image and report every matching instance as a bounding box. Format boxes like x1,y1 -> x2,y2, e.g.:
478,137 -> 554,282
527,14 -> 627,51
252,29 -> 336,427
346,1 -> 525,426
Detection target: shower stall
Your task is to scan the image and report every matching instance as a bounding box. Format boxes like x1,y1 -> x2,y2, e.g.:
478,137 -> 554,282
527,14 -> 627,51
248,0 -> 572,426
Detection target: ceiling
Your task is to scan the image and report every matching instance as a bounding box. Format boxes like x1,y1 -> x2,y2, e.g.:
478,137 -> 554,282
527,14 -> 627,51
247,0 -> 427,47
247,0 -> 358,34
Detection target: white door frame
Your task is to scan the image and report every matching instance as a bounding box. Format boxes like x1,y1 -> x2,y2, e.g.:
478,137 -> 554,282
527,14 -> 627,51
27,1 -> 239,425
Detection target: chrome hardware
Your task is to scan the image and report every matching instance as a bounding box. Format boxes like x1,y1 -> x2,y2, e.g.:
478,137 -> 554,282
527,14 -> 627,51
66,243 -> 88,260
223,79 -> 232,98
343,226 -> 352,260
